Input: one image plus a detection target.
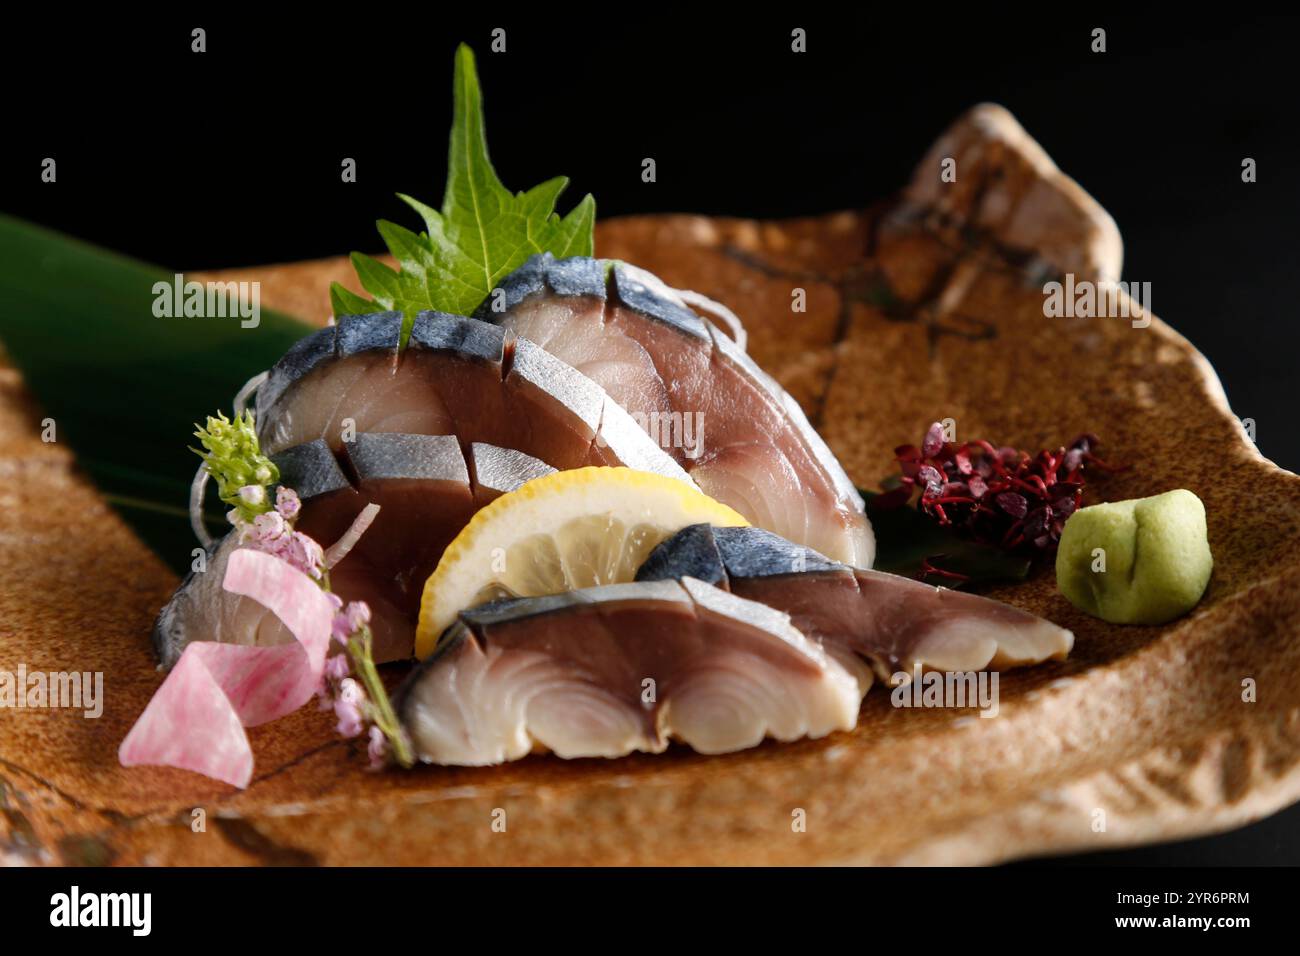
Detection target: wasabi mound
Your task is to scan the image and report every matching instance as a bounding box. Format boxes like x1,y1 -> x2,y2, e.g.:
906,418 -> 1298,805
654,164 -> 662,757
1056,489 -> 1212,625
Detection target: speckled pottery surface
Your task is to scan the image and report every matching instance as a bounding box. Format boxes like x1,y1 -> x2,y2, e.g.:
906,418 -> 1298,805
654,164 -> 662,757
2,105 -> 1297,866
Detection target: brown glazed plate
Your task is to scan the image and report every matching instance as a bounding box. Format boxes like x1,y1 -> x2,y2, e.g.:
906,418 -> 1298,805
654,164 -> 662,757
2,105 -> 1298,866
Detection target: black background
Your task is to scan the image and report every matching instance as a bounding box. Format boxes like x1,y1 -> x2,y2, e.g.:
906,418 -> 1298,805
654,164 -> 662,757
2,11 -> 1297,865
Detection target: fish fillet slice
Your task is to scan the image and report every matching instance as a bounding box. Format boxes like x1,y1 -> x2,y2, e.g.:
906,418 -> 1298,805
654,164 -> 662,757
479,254 -> 874,567
636,524 -> 1073,682
397,578 -> 861,766
254,310 -> 690,486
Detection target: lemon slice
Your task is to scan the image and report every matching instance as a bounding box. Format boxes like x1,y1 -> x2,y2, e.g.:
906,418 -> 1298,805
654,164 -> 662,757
415,467 -> 747,657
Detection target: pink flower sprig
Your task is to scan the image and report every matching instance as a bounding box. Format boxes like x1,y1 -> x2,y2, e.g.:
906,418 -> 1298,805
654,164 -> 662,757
232,483 -> 413,770
316,598 -> 414,770
231,487 -> 326,582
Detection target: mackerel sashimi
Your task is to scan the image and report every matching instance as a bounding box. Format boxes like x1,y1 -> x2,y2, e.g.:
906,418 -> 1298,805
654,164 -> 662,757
636,524 -> 1074,681
398,577 -> 861,766
477,254 -> 875,567
254,310 -> 689,485
154,435 -> 557,666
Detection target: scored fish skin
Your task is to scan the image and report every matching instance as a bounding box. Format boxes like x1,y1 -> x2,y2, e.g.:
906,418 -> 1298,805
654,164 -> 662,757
468,442 -> 556,506
254,310 -> 691,486
636,524 -> 1074,683
152,436 -> 558,667
271,437 -> 355,500
475,253 -> 875,568
397,577 -> 861,766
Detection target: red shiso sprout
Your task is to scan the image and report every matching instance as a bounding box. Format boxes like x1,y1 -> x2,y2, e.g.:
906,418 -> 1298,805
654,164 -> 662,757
880,422 -> 1122,556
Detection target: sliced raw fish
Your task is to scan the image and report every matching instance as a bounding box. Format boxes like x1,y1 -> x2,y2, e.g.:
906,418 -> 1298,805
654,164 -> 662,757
121,548 -> 335,788
153,435 -> 557,667
636,524 -> 1073,682
323,433 -> 476,662
397,577 -> 861,766
152,439 -> 353,668
254,310 -> 690,486
477,254 -> 874,567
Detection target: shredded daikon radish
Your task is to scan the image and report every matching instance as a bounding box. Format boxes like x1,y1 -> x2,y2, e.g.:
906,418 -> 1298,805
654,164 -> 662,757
617,263 -> 749,351
189,463 -> 215,549
232,370 -> 269,417
325,503 -> 382,568
675,288 -> 748,352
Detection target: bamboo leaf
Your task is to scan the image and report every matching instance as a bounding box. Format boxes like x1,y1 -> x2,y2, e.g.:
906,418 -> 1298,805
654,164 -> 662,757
0,213 -> 313,572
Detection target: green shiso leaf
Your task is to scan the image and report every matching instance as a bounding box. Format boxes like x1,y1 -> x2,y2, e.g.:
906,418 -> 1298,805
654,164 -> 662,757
0,214 -> 313,572
863,491 -> 1033,588
330,43 -> 595,338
